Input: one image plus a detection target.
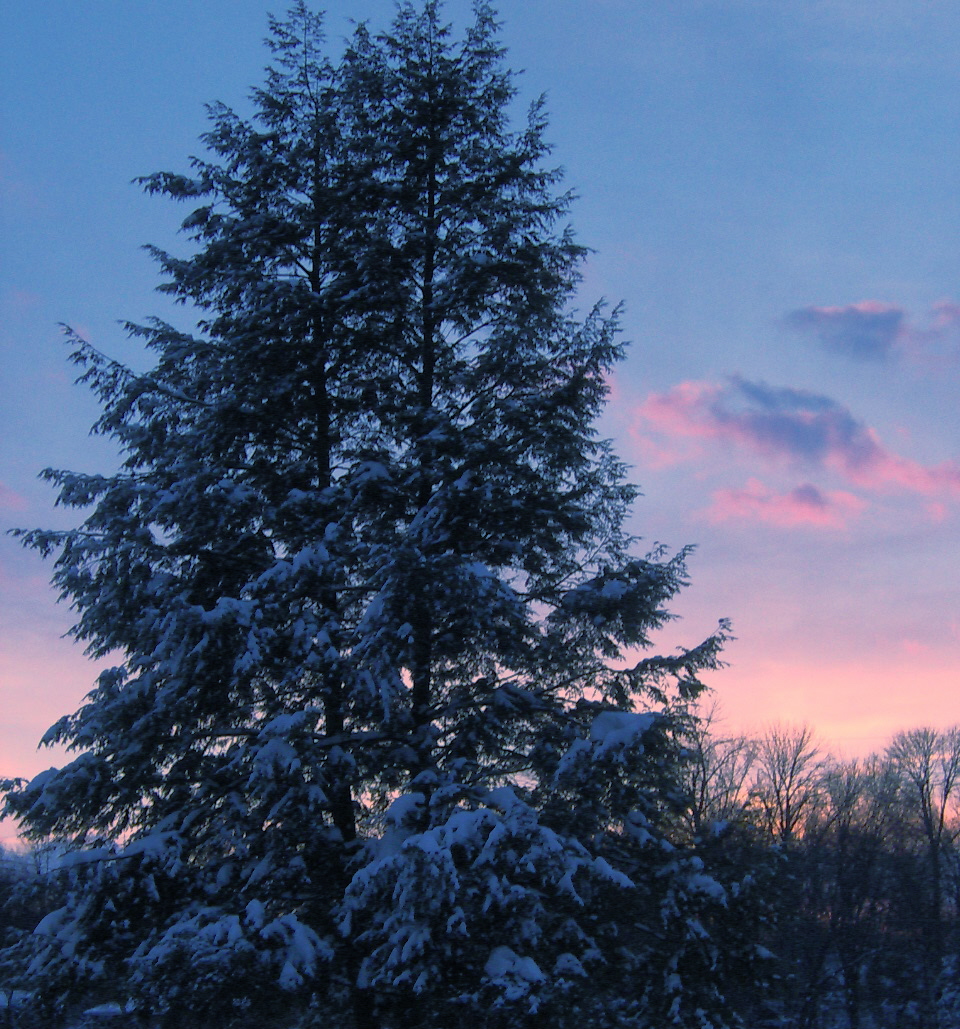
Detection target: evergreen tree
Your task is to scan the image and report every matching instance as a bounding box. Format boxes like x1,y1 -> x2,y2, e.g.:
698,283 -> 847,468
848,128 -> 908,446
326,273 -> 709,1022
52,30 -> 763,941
4,4 -> 751,1026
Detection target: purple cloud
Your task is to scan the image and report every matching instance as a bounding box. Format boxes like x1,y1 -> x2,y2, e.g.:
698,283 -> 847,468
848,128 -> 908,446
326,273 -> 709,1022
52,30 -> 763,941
635,376 -> 960,498
785,301 -> 904,360
786,299 -> 960,364
720,377 -> 875,465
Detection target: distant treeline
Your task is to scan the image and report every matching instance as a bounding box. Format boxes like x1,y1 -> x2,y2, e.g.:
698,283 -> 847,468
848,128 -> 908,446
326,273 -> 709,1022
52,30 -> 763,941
684,717 -> 960,1029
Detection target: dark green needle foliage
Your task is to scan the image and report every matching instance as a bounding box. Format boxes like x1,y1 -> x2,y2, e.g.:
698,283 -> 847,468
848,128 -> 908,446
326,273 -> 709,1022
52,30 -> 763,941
3,4 -> 757,1027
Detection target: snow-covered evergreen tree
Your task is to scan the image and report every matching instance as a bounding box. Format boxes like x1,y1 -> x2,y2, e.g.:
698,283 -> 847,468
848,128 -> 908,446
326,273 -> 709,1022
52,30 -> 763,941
4,4 -> 757,1026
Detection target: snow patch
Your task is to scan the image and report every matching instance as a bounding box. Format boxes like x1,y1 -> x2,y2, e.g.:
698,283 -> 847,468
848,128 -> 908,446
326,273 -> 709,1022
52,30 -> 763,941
484,945 -> 545,985
589,710 -> 658,756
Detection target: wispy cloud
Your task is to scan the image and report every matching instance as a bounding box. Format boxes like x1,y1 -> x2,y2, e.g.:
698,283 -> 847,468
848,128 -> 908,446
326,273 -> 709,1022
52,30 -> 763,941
0,152 -> 44,214
0,482 -> 28,512
705,479 -> 866,530
785,299 -> 960,362
931,301 -> 960,335
635,376 -> 960,499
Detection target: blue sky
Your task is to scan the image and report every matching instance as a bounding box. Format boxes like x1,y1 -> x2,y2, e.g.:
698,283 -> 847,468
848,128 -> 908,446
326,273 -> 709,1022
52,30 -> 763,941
3,1 -> 960,829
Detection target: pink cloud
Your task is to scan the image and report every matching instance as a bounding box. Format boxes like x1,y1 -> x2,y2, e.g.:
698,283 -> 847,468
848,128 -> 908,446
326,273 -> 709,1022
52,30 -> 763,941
932,300 -> 960,329
0,482 -> 28,512
901,638 -> 931,657
629,379 -> 715,467
841,436 -> 960,495
705,479 -> 866,530
926,501 -> 949,523
634,376 -> 960,500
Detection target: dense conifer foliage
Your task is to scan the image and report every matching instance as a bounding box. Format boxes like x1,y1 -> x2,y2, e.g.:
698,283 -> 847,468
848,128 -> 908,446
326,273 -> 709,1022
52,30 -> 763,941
2,4 -> 750,1026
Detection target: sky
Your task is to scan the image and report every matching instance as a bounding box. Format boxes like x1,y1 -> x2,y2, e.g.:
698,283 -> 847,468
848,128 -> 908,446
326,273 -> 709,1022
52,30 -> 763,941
2,1 -> 960,839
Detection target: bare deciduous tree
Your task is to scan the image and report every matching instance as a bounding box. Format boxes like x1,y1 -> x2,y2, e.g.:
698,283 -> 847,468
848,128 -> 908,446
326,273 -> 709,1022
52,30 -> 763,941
751,722 -> 824,842
888,726 -> 960,1028
682,702 -> 757,836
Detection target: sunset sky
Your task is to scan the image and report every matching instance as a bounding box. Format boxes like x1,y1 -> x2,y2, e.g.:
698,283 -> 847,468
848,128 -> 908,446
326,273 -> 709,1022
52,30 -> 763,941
2,1 -> 959,842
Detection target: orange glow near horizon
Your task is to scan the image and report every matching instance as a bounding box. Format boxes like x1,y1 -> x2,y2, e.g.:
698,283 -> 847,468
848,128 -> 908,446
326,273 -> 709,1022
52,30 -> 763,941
2,633 -> 959,848
703,649 -> 960,760
4,627 -> 959,777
